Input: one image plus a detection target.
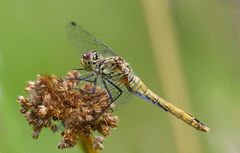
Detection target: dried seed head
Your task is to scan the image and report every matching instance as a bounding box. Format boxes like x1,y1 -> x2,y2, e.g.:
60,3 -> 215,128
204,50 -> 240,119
17,96 -> 25,102
18,70 -> 119,150
27,81 -> 35,87
93,136 -> 105,150
105,114 -> 119,128
35,105 -> 48,117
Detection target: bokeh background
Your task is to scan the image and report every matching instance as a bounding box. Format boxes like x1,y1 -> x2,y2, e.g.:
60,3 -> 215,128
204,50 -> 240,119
0,0 -> 240,153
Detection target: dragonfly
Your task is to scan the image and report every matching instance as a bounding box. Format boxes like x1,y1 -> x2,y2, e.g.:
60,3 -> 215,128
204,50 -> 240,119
66,21 -> 209,132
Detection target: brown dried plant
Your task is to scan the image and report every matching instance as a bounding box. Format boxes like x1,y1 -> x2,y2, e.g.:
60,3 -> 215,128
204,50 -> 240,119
17,70 -> 119,152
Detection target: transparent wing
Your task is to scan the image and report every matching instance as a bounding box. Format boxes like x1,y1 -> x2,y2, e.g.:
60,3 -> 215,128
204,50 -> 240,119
100,78 -> 131,111
76,72 -> 130,109
66,21 -> 117,57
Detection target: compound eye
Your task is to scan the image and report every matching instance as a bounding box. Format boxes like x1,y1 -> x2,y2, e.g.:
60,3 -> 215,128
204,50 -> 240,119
83,53 -> 91,60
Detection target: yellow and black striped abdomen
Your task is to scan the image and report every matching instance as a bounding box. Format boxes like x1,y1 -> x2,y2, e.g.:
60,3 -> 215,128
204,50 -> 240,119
126,75 -> 209,132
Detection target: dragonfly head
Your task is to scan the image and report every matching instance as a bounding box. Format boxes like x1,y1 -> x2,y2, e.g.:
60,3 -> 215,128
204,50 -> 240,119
81,51 -> 100,71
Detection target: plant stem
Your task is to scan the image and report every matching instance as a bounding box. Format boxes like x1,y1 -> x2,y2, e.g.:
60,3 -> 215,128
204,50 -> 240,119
78,133 -> 99,153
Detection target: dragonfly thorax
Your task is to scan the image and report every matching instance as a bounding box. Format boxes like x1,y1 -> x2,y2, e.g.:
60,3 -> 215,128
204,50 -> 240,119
99,56 -> 132,82
81,51 -> 131,83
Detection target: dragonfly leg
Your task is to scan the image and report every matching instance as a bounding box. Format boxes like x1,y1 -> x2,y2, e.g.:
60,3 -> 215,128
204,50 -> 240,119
66,73 -> 99,94
80,73 -> 95,81
106,79 -> 122,102
72,68 -> 85,71
91,79 -> 123,122
91,77 -> 98,93
66,73 -> 94,82
78,75 -> 99,94
102,79 -> 114,102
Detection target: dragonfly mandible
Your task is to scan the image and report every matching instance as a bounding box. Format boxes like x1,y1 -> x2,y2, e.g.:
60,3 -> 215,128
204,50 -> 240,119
66,21 -> 209,132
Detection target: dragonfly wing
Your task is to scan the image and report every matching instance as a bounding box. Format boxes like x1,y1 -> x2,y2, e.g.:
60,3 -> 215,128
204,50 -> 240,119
66,21 -> 117,57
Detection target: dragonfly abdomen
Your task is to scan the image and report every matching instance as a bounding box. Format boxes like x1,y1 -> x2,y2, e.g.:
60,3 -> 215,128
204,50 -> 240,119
126,75 -> 168,111
126,75 -> 209,132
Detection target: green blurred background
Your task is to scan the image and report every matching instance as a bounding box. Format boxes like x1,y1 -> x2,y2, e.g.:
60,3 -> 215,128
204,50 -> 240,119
0,0 -> 240,153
